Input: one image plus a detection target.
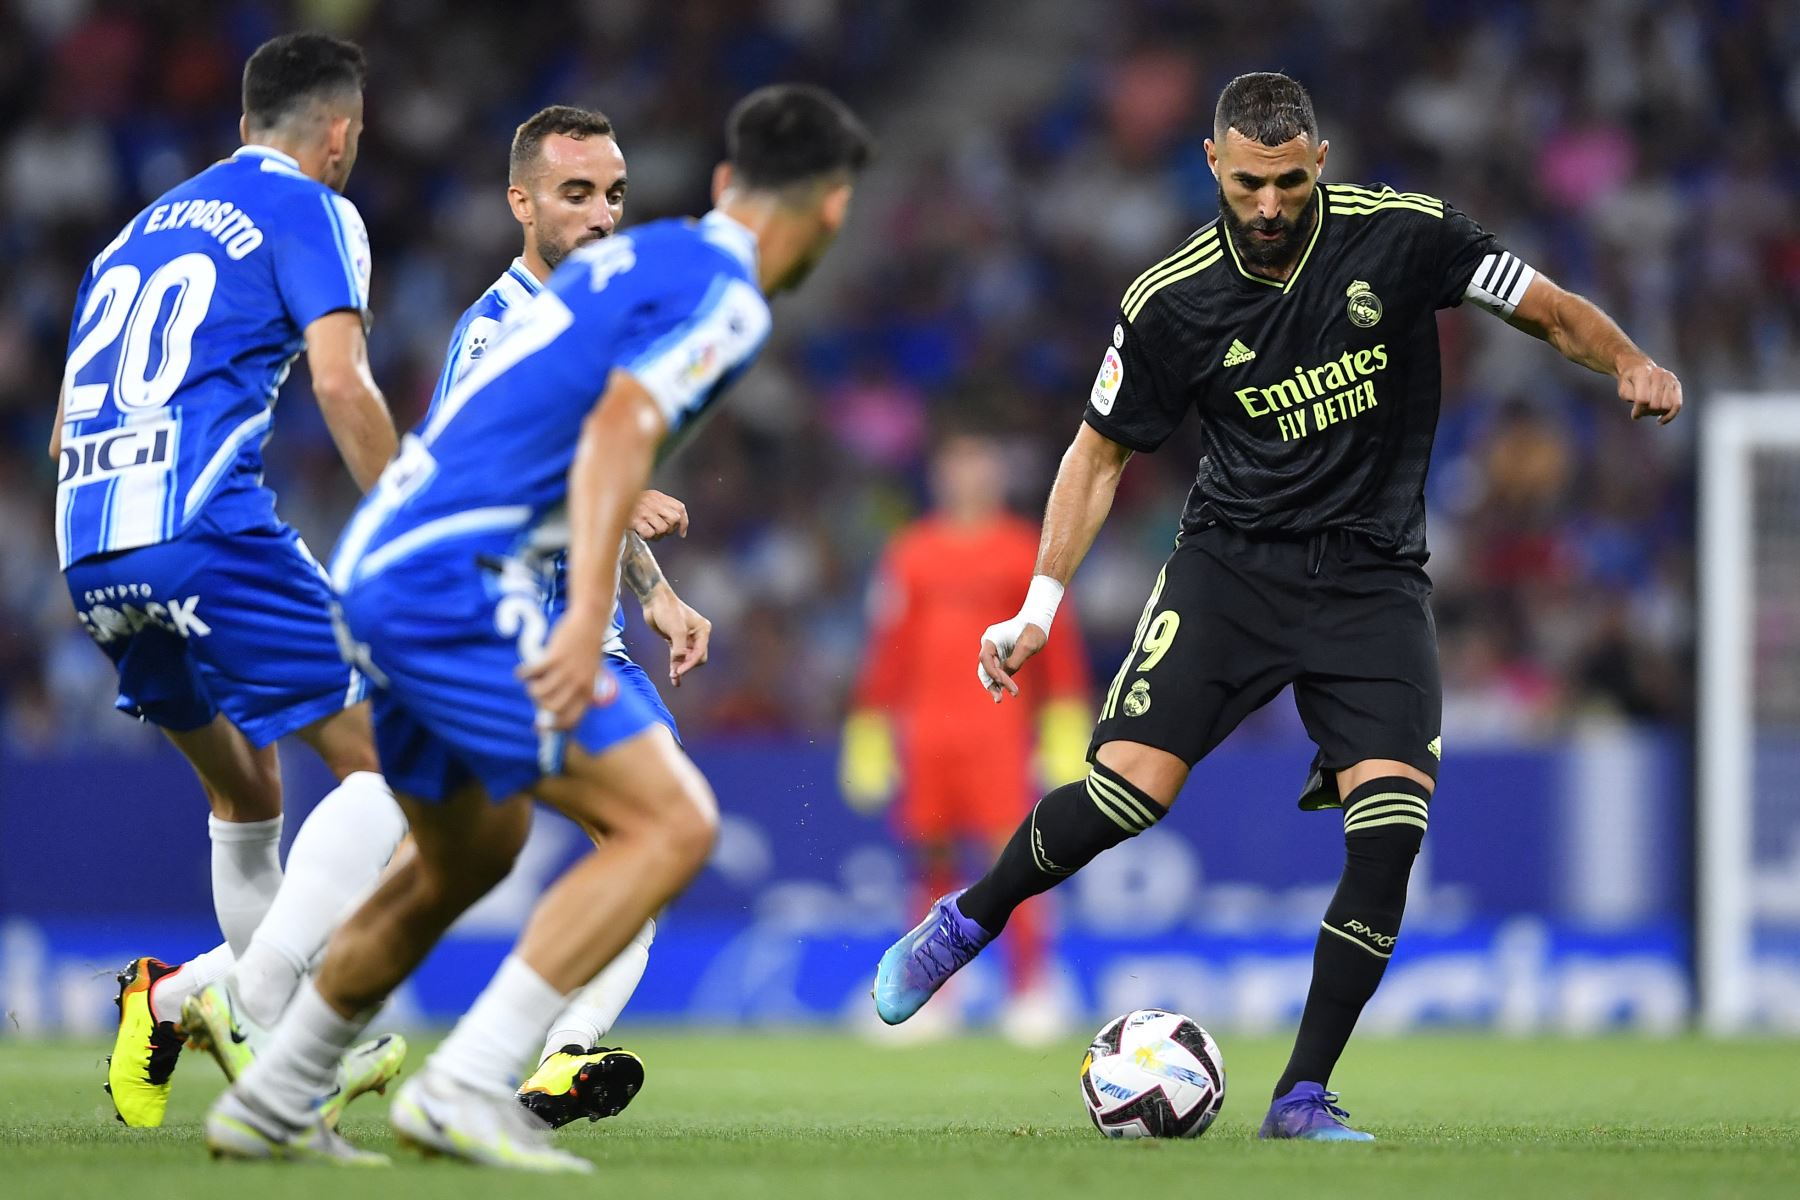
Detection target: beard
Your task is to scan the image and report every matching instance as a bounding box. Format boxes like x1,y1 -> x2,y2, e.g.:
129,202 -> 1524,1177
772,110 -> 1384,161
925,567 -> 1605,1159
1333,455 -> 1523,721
537,228 -> 607,272
537,233 -> 570,272
1218,186 -> 1317,272
775,246 -> 822,293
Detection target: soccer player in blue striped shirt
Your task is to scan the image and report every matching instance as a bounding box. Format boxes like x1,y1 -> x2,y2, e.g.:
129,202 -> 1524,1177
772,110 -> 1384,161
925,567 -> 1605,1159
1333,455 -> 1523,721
55,32 -> 407,1129
208,84 -> 871,1170
178,105 -> 711,1131
423,105 -> 711,1127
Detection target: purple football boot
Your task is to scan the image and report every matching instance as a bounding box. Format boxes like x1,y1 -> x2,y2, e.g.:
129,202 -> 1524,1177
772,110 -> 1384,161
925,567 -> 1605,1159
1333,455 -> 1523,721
872,890 -> 993,1025
1258,1082 -> 1376,1142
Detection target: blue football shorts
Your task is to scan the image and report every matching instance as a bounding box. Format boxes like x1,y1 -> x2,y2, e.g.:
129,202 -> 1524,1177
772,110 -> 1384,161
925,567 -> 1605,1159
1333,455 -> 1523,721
62,517 -> 365,746
339,550 -> 671,803
603,652 -> 681,745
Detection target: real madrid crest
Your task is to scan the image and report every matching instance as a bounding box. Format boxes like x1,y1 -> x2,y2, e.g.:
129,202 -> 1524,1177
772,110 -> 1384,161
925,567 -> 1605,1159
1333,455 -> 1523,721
1346,279 -> 1382,328
1123,678 -> 1152,717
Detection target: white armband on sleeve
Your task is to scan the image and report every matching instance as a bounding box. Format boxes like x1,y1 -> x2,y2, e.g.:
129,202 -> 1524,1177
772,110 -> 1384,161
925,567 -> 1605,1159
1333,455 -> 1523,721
1464,251 -> 1537,317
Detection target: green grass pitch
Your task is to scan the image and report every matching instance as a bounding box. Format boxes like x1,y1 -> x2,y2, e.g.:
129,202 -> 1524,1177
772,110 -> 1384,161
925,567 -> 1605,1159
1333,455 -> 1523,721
3,1032 -> 1797,1198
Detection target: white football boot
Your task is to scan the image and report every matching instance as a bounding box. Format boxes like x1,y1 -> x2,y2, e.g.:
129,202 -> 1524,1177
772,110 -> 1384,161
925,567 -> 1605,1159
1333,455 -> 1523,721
390,1068 -> 595,1173
183,982 -> 406,1127
205,1087 -> 389,1166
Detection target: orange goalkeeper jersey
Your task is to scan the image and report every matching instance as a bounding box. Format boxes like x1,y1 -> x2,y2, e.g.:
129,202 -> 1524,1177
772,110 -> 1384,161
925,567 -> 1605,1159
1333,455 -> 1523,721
854,515 -> 1089,749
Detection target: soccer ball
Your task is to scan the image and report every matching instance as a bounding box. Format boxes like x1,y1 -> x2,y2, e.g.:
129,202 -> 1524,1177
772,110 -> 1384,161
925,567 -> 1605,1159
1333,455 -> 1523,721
1079,1008 -> 1226,1139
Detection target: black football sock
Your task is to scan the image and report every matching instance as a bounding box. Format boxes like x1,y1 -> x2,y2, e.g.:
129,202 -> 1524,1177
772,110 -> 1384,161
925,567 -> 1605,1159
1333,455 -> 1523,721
1274,776 -> 1429,1099
957,761 -> 1167,934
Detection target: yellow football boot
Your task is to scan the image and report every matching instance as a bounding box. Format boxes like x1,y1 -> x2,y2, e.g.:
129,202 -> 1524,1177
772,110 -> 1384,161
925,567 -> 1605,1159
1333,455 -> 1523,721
105,957 -> 186,1127
183,981 -> 407,1129
320,1033 -> 409,1129
179,982 -> 261,1084
516,1045 -> 645,1129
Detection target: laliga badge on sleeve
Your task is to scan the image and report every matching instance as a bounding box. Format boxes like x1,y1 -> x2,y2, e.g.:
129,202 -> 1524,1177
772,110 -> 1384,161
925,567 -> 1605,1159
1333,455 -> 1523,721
1091,346 -> 1124,415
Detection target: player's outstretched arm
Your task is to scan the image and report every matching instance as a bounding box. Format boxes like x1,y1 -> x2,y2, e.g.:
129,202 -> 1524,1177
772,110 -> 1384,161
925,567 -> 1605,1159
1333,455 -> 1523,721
521,369 -> 666,729
304,310 -> 399,490
1504,275 -> 1683,425
623,531 -> 712,687
979,422 -> 1132,702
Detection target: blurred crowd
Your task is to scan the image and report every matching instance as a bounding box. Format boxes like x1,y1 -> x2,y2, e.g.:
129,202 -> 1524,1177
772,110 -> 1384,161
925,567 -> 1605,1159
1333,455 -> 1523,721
2,0 -> 1796,751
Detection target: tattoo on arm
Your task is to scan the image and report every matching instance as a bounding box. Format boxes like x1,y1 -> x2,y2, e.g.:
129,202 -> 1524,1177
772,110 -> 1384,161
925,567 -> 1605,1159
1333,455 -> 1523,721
622,531 -> 666,603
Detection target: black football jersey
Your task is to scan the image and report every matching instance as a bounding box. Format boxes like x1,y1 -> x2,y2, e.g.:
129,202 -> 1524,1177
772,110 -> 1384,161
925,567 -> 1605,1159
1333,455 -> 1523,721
1083,182 -> 1522,561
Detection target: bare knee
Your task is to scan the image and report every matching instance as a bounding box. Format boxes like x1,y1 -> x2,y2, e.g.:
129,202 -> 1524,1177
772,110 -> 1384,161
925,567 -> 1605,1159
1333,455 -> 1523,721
655,776 -> 718,876
549,731 -> 718,873
298,704 -> 382,781
398,790 -> 531,911
1093,739 -> 1190,809
1335,757 -> 1435,801
167,718 -> 283,821
594,771 -> 718,880
385,837 -> 513,924
321,744 -> 382,781
452,834 -> 519,894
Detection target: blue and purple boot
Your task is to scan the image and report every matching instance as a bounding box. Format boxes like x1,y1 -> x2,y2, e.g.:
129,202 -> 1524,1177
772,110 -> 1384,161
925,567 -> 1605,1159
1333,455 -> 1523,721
872,890 -> 994,1025
1258,1082 -> 1376,1142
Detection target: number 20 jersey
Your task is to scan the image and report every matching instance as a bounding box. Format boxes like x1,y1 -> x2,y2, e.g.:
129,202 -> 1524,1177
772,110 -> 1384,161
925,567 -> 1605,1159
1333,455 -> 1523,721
55,145 -> 371,569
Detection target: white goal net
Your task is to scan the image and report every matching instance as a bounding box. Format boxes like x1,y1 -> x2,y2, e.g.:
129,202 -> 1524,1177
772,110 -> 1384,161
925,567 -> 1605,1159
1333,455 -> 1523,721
1699,394 -> 1800,1032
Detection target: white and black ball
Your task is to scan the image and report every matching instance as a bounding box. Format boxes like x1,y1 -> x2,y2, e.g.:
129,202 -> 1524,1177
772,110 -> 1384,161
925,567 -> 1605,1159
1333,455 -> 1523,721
1079,1008 -> 1226,1139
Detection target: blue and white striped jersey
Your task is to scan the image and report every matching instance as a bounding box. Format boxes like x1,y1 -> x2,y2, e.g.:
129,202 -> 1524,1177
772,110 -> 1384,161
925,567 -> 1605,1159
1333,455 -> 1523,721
54,145 -> 370,569
424,257 -> 541,423
429,257 -> 629,657
332,212 -> 769,598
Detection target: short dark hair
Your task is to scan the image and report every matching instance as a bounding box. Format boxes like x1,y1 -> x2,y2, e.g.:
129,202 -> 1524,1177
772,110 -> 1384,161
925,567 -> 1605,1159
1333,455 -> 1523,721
510,105 -> 616,183
242,32 -> 366,132
726,84 -> 873,191
1214,71 -> 1318,146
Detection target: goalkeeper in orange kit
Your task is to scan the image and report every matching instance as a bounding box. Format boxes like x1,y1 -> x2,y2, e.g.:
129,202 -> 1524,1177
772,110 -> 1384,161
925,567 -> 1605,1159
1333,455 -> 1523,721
842,433 -> 1091,1042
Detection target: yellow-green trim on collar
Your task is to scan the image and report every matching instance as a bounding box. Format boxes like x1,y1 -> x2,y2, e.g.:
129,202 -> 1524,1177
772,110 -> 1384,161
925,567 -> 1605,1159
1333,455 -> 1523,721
1223,191 -> 1326,294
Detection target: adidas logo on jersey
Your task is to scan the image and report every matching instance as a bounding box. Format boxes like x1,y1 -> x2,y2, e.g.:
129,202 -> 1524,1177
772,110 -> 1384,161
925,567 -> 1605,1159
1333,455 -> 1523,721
1222,339 -> 1256,367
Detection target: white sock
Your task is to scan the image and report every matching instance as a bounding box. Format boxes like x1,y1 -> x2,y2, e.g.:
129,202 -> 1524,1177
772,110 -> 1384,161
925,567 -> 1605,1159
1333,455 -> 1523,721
209,814 -> 284,956
539,918 -> 655,1062
147,942 -> 234,1025
235,980 -> 370,1130
431,955 -> 570,1098
232,772 -> 406,1027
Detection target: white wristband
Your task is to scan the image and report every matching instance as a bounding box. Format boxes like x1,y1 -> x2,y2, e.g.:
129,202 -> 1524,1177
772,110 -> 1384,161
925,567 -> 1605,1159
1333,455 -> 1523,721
1020,575 -> 1065,635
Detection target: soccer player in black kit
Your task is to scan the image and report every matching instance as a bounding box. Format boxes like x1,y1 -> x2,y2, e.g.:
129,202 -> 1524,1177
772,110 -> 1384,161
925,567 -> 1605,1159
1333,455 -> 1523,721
872,72 -> 1683,1140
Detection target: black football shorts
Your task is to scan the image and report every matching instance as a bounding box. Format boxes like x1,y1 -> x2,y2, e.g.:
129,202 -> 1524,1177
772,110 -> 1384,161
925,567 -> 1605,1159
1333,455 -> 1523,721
1089,524 -> 1442,807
